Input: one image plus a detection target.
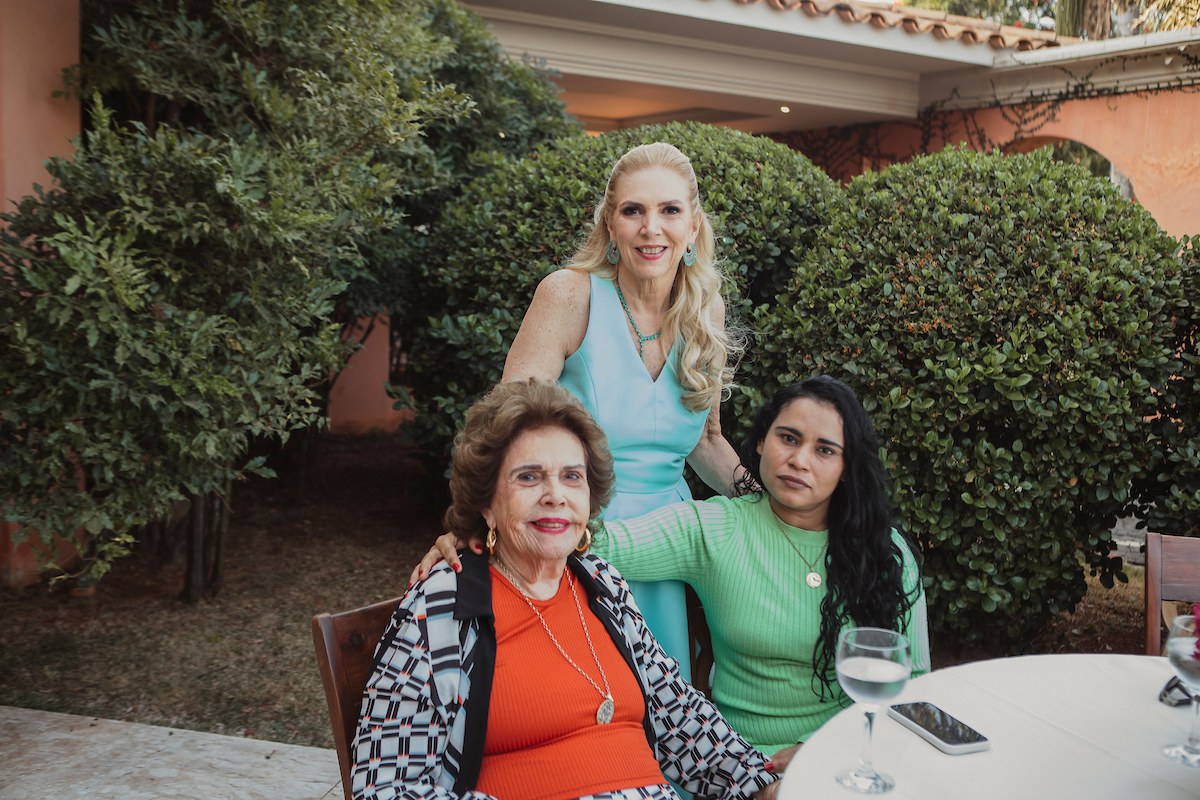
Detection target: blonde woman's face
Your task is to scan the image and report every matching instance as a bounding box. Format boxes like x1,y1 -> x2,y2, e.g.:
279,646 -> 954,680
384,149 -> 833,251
607,166 -> 700,284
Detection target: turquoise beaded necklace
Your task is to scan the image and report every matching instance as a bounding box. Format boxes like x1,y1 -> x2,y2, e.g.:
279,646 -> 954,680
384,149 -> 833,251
613,276 -> 662,361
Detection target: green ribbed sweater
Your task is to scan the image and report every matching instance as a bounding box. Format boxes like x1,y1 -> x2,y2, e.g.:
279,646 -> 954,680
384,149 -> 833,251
593,494 -> 930,756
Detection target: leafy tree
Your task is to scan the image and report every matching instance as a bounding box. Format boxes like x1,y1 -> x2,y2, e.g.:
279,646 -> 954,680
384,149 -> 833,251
335,0 -> 576,331
904,0 -> 1055,28
1,0 -> 472,596
1135,0 -> 1200,30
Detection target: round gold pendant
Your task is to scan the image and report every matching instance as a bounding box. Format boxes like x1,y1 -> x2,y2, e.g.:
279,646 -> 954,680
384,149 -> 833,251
597,695 -> 615,724
806,572 -> 822,588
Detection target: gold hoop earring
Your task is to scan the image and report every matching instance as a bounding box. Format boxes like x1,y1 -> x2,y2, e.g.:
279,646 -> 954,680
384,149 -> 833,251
485,527 -> 497,554
576,527 -> 592,552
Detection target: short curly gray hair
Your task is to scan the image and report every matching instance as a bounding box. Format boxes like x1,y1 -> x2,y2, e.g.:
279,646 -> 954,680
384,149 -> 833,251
443,379 -> 615,545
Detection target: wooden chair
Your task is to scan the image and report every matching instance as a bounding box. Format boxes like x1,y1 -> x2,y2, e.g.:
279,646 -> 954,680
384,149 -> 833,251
312,597 -> 403,800
1145,533 -> 1200,655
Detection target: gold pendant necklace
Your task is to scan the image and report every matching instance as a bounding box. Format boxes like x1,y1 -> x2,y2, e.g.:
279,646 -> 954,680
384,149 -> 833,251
492,558 -> 615,724
772,512 -> 828,588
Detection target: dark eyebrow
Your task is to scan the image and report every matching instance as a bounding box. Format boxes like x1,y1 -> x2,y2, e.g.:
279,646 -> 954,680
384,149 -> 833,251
508,463 -> 587,475
776,425 -> 843,451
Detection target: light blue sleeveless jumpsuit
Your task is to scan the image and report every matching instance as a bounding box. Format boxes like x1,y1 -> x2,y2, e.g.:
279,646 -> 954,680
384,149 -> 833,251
559,273 -> 708,682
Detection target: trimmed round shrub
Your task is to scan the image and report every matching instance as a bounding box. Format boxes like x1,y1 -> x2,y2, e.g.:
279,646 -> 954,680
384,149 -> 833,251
403,121 -> 838,477
1136,235 -> 1200,536
741,145 -> 1185,641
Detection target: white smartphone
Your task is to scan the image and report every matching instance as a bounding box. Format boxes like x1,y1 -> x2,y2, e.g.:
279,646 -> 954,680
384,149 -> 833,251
887,701 -> 990,755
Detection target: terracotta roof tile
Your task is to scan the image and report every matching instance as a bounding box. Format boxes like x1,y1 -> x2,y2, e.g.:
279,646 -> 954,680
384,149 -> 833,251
731,0 -> 1077,50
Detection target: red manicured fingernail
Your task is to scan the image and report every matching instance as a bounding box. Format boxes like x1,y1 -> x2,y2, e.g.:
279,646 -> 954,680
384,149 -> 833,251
453,563 -> 461,572
765,763 -> 775,772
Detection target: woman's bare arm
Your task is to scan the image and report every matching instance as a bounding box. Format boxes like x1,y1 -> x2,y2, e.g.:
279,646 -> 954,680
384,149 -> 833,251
502,268 -> 590,381
685,295 -> 753,497
685,399 -> 746,497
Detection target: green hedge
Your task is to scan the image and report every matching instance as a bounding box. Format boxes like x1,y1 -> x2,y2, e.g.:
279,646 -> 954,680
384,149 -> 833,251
1135,235 -> 1200,537
740,145 -> 1185,639
403,122 -> 837,476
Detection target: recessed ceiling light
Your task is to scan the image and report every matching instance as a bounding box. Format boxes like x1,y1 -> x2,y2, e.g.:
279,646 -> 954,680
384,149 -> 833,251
780,106 -> 790,113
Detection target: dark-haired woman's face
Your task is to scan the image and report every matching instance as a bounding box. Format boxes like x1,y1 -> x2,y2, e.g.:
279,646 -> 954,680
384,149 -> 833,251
757,397 -> 844,530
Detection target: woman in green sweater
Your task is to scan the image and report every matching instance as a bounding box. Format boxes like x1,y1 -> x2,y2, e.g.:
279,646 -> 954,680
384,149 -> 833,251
412,376 -> 929,766
593,376 -> 929,759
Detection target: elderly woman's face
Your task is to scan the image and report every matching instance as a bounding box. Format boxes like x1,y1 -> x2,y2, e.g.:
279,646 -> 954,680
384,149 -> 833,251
483,425 -> 591,566
607,166 -> 700,283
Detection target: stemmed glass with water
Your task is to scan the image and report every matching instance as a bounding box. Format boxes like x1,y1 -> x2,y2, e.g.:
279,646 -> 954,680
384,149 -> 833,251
1164,615 -> 1200,767
835,627 -> 912,794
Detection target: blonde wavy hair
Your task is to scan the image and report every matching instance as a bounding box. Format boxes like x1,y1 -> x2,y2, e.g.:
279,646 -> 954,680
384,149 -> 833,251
564,142 -> 740,412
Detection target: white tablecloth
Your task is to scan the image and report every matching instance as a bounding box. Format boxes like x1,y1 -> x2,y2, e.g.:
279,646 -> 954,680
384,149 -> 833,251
778,653 -> 1200,799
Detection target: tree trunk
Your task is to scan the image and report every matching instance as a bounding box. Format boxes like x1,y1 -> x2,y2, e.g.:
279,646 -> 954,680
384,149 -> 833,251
209,482 -> 231,596
201,493 -> 214,589
183,493 -> 205,603
1059,0 -> 1111,37
1085,0 -> 1112,39
143,519 -> 158,561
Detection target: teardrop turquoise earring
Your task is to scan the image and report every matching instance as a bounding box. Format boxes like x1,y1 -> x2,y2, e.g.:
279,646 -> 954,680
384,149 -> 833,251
683,242 -> 696,267
606,240 -> 620,265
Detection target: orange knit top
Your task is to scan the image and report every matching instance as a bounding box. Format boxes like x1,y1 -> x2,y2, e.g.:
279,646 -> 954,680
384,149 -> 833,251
475,566 -> 665,800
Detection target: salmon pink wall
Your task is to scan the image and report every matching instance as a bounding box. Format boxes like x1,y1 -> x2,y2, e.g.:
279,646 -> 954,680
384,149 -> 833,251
327,315 -> 411,434
0,0 -> 81,589
793,91 -> 1200,238
0,0 -> 80,209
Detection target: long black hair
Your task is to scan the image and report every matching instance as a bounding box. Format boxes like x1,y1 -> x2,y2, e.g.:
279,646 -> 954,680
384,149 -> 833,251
736,375 -> 921,700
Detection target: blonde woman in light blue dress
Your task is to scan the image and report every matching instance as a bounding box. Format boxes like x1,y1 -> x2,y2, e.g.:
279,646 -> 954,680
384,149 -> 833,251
485,143 -> 747,681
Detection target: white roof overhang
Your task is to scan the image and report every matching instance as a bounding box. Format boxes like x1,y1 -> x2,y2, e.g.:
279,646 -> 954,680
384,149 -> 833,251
462,1 -> 1198,133
463,0 -> 1001,132
922,27 -> 1200,109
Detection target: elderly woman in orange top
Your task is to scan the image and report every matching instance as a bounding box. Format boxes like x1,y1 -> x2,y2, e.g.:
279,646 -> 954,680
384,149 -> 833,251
352,379 -> 777,800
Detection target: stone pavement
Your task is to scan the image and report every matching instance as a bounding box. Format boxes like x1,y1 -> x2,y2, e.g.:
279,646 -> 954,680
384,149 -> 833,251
0,705 -> 342,800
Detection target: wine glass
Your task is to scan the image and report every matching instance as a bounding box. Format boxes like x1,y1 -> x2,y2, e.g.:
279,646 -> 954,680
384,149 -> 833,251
835,627 -> 912,794
1164,615 -> 1200,767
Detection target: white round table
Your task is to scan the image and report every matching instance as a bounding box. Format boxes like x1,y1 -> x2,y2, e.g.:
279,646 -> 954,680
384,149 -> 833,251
778,653 -> 1200,799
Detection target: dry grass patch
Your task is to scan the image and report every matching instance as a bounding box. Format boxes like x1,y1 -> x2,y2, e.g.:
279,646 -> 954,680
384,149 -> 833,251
0,434 -> 441,748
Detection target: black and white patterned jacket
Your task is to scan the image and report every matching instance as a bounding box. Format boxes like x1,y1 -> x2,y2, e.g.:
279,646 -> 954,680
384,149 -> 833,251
351,550 -> 775,800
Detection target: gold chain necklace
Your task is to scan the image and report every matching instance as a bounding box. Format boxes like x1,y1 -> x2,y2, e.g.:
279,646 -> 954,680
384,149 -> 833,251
491,557 -> 615,724
772,512 -> 829,588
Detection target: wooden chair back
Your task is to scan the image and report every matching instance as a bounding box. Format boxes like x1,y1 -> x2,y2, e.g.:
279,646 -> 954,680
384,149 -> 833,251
1145,533 -> 1200,655
312,597 -> 403,800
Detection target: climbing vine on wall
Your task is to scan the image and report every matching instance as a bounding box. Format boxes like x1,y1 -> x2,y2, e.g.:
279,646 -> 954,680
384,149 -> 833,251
774,46 -> 1200,181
